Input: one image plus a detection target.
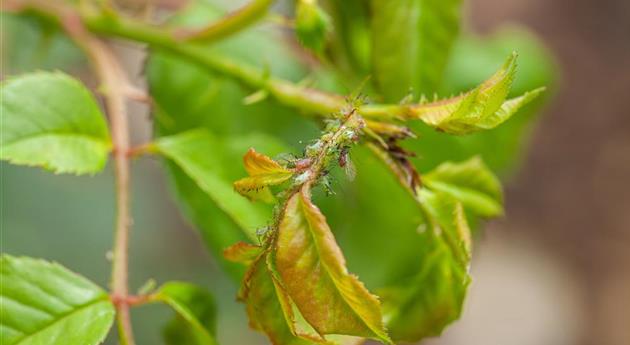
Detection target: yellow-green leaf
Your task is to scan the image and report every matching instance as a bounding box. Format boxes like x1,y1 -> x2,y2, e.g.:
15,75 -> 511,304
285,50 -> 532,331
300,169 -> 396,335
234,148 -> 294,203
410,53 -> 545,134
275,189 -> 391,343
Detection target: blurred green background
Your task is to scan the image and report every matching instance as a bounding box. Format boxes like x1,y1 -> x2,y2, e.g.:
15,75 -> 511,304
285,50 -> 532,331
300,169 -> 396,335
2,0 -> 629,345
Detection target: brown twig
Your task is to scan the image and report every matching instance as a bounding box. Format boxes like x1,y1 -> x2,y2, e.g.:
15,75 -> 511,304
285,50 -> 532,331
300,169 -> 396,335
126,143 -> 153,158
59,12 -> 137,345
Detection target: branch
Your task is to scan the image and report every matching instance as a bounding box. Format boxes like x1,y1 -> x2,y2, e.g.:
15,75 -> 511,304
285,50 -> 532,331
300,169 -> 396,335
2,0 -> 401,121
56,10 -> 137,345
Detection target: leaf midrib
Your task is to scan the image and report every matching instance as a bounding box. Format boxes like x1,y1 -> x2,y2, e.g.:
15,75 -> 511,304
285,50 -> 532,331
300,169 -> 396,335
1,131 -> 110,148
6,296 -> 110,345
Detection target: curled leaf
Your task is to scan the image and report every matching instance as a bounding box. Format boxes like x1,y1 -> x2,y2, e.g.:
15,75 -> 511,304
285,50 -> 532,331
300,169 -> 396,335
364,120 -> 415,147
383,190 -> 471,342
234,148 -> 295,203
241,254 -> 324,345
224,241 -> 263,265
274,188 -> 391,343
409,53 -> 545,134
420,190 -> 472,264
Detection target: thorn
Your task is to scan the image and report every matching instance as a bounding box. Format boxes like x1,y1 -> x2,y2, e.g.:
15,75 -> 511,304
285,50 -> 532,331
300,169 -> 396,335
125,85 -> 151,104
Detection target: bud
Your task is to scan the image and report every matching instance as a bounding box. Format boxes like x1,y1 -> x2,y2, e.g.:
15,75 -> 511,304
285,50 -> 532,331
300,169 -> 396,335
295,0 -> 331,53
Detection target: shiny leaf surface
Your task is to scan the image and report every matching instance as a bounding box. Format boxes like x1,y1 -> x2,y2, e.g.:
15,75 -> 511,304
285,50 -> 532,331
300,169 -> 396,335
275,189 -> 391,343
0,72 -> 111,174
0,255 -> 115,345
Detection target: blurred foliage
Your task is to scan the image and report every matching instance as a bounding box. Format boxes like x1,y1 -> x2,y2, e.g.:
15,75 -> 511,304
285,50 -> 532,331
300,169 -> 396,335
1,14 -> 85,74
1,0 -> 556,343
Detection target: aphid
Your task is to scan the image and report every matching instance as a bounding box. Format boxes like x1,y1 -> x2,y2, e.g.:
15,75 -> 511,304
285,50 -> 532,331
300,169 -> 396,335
338,147 -> 349,167
275,152 -> 298,165
338,147 -> 356,181
294,158 -> 313,172
343,158 -> 356,181
256,225 -> 271,238
304,140 -> 322,157
294,171 -> 312,184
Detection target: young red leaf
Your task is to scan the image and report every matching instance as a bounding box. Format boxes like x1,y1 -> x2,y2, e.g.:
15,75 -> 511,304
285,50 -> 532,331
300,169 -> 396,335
223,242 -> 263,265
234,148 -> 295,203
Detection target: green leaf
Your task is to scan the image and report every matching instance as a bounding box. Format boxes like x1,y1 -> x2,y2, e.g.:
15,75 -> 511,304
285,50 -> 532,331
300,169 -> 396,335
420,189 -> 472,264
1,14 -> 85,74
152,129 -> 275,241
155,282 -> 218,345
410,53 -> 545,135
383,190 -> 471,342
0,255 -> 115,345
323,0 -> 372,76
274,189 -> 391,344
423,156 -> 503,217
0,72 -> 111,174
371,0 -> 463,100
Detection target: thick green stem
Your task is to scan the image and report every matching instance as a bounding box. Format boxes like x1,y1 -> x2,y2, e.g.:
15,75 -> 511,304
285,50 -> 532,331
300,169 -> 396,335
4,0 -> 405,121
81,9 -> 354,115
